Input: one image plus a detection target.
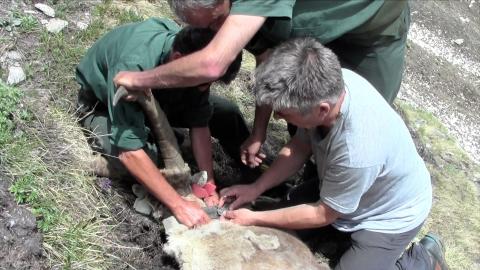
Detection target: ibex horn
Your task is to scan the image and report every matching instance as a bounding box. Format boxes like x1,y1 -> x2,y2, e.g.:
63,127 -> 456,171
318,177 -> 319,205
113,86 -> 129,106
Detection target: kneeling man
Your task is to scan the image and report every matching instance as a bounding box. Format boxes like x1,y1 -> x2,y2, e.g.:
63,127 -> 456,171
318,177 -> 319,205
221,38 -> 448,270
76,18 -> 244,228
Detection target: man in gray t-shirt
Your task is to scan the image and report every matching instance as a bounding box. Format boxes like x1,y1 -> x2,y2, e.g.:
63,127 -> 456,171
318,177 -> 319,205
295,68 -> 431,234
220,38 -> 448,270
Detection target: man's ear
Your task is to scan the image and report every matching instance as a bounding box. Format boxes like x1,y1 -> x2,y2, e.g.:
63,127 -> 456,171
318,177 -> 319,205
170,51 -> 183,61
317,102 -> 331,119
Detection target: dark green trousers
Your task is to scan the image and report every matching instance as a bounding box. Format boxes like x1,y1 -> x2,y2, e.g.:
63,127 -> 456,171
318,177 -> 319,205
326,6 -> 411,104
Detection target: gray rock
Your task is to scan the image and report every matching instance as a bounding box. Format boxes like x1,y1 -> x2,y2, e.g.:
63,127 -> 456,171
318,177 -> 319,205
75,21 -> 88,30
24,10 -> 38,15
6,51 -> 22,61
162,216 -> 187,236
133,197 -> 152,216
7,66 -> 26,85
45,19 -> 68,33
34,3 -> 55,18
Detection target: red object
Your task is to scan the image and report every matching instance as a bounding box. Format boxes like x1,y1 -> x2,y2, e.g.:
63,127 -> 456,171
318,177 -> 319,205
191,182 -> 217,198
203,182 -> 217,196
192,183 -> 209,198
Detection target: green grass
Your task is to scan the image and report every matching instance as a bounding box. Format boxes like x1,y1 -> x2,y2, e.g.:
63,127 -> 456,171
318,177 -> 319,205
0,83 -> 21,144
397,101 -> 480,270
0,1 -> 158,268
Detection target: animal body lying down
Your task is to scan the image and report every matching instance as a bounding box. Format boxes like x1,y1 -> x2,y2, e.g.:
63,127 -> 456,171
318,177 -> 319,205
163,217 -> 330,270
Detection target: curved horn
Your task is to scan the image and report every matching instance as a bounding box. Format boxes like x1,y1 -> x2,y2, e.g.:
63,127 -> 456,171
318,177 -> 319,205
113,86 -> 129,106
114,86 -> 190,187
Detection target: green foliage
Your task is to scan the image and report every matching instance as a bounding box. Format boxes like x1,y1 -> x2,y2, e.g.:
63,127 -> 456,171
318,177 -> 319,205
117,9 -> 144,24
397,101 -> 480,270
0,82 -> 21,145
19,14 -> 39,33
8,173 -> 60,232
32,203 -> 61,232
9,174 -> 38,204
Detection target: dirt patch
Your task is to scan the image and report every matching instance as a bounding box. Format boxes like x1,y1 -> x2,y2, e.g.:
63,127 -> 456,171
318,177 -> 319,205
105,181 -> 179,270
399,0 -> 480,163
0,173 -> 46,270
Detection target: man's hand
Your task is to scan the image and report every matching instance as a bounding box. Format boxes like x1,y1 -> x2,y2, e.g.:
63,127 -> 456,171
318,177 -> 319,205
240,135 -> 267,168
114,70 -> 148,91
220,184 -> 262,210
171,198 -> 211,228
222,208 -> 256,226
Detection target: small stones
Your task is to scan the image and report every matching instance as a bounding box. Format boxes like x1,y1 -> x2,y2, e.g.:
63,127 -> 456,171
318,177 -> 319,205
34,3 -> 55,18
7,66 -> 26,85
45,19 -> 68,33
75,21 -> 89,30
453,38 -> 464,45
6,51 -> 22,61
469,0 -> 476,8
459,17 -> 470,23
133,197 -> 153,216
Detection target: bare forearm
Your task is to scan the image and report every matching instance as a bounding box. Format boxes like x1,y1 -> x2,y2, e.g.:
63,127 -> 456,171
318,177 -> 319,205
251,105 -> 272,140
191,127 -> 214,182
128,15 -> 266,90
133,51 -> 222,89
253,137 -> 312,193
253,203 -> 338,230
119,149 -> 182,209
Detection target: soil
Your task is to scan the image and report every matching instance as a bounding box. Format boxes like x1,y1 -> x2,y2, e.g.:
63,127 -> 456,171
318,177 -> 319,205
1,0 -> 480,269
400,0 -> 480,164
0,173 -> 46,270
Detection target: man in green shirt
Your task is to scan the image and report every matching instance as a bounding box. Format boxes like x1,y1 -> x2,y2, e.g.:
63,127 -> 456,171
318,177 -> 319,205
113,0 -> 410,169
76,18 -> 245,228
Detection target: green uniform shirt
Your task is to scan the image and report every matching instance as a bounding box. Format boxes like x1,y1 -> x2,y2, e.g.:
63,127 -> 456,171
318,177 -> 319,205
76,18 -> 212,150
230,0 -> 408,54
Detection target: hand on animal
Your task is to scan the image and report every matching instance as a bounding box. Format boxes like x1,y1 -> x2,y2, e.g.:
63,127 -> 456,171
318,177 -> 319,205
204,191 -> 220,207
220,184 -> 261,210
240,135 -> 267,168
222,208 -> 256,226
171,198 -> 211,228
114,70 -> 151,93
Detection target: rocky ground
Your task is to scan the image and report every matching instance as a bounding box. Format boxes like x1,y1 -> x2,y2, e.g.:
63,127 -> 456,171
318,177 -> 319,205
0,0 -> 479,269
400,0 -> 480,164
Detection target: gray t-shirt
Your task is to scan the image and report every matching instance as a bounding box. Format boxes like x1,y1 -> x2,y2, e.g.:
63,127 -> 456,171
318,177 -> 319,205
296,69 -> 432,234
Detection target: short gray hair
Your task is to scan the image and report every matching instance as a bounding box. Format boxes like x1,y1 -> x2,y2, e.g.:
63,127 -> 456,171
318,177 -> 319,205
168,0 -> 224,20
255,37 -> 344,114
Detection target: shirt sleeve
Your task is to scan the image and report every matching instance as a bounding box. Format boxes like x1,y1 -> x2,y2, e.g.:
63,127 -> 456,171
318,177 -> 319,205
320,164 -> 382,214
230,0 -> 295,18
107,62 -> 149,150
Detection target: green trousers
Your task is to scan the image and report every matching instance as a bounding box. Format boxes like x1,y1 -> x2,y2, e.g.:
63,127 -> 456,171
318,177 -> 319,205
326,6 -> 411,104
79,94 -> 250,168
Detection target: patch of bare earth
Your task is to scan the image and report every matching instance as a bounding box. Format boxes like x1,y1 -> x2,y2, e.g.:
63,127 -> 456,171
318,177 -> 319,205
399,0 -> 480,164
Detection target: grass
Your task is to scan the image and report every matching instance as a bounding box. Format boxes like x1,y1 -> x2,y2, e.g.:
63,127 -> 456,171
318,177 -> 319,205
397,101 -> 480,270
1,0 -> 479,269
0,1 -> 164,268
